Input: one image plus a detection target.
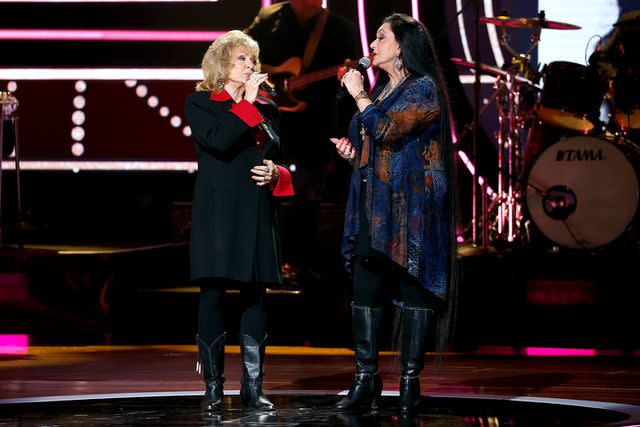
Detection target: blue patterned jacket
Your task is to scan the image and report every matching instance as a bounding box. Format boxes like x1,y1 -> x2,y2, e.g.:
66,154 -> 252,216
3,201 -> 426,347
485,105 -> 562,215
342,74 -> 451,300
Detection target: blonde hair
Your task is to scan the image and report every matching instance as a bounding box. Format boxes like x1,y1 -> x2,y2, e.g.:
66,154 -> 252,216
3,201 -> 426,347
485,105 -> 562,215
196,30 -> 261,92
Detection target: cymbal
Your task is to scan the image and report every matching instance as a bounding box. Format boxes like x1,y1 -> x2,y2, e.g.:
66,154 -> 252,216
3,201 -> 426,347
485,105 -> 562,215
480,16 -> 581,30
450,57 -> 541,89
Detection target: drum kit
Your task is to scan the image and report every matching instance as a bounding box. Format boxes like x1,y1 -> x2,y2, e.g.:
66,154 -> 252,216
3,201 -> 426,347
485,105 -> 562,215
453,11 -> 640,250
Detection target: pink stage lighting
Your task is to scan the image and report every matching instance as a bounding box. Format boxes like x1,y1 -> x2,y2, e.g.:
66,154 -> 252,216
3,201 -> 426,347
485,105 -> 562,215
0,29 -> 225,42
0,334 -> 29,355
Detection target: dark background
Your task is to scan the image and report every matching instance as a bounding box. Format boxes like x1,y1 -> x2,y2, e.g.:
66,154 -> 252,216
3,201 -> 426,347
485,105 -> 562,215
1,0 -> 638,352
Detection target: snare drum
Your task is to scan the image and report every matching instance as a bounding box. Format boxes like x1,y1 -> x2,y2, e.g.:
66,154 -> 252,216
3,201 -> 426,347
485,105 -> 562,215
537,61 -> 607,133
525,134 -> 640,249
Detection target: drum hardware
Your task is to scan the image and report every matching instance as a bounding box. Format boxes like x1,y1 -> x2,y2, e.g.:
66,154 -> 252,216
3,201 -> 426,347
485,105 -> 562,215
479,11 -> 582,30
452,55 -> 540,246
459,11 -> 640,251
488,16 -> 546,245
473,11 -> 589,246
451,57 -> 541,89
524,135 -> 640,249
0,91 -> 24,248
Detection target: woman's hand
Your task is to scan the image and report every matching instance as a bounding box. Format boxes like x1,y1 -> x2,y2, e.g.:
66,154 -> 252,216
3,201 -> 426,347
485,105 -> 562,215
330,137 -> 355,165
251,159 -> 280,187
340,68 -> 365,99
244,72 -> 269,104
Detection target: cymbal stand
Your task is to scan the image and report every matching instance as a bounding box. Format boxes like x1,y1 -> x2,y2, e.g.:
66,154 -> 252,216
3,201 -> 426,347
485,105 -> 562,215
491,33 -> 539,244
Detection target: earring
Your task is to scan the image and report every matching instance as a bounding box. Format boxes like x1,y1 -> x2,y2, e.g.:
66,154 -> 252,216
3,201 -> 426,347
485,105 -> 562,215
217,79 -> 224,89
394,57 -> 403,70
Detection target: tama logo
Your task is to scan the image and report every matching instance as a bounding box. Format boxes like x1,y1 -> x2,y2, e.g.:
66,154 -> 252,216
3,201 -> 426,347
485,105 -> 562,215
555,149 -> 604,161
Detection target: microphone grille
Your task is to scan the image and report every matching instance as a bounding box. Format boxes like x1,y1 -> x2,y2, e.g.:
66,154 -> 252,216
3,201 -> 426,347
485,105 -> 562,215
358,56 -> 371,69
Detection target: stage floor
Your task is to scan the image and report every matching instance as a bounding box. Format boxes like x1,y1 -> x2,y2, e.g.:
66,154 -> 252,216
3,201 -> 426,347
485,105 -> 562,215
1,346 -> 639,425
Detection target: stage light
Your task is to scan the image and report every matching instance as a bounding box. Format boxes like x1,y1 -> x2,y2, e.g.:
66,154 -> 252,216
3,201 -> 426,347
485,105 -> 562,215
135,85 -> 148,97
159,106 -> 169,117
73,95 -> 85,109
71,142 -> 85,156
170,116 -> 181,127
75,80 -> 86,93
147,96 -> 159,108
71,126 -> 85,142
0,334 -> 28,355
72,111 -> 85,125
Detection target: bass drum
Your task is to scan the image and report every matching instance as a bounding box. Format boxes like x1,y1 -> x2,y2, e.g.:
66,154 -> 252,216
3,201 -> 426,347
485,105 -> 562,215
525,135 -> 640,249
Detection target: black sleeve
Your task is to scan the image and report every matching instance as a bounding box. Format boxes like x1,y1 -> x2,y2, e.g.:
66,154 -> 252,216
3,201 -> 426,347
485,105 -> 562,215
259,99 -> 285,162
184,94 -> 252,152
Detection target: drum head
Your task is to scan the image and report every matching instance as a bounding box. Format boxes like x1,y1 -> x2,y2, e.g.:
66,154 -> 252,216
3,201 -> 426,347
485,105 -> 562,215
526,136 -> 639,248
537,107 -> 596,132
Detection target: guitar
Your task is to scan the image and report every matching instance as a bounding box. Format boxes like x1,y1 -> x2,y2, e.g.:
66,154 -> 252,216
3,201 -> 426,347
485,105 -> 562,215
261,57 -> 357,113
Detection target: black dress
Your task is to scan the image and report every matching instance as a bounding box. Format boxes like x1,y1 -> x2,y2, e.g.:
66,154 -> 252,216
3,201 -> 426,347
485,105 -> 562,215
184,90 -> 284,285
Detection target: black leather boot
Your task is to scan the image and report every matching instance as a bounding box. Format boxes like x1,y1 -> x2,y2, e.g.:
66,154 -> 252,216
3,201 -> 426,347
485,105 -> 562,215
398,306 -> 432,413
196,333 -> 225,412
239,333 -> 274,410
335,304 -> 383,411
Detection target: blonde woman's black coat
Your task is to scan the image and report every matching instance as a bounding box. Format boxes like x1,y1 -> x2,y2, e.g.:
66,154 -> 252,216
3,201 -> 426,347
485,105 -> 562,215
184,90 -> 285,285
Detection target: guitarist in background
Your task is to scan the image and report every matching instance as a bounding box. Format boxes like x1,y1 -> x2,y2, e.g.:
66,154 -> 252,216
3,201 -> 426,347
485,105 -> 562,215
245,0 -> 359,283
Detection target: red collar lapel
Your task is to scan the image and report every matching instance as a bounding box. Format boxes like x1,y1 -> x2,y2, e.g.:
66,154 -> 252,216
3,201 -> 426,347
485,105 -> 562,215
210,89 -> 232,102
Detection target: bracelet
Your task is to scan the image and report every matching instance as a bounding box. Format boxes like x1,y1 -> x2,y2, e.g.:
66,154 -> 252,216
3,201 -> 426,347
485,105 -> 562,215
354,90 -> 370,102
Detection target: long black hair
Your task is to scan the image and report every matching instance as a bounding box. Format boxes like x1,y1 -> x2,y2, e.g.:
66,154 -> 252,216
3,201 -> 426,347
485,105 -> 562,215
385,13 -> 461,358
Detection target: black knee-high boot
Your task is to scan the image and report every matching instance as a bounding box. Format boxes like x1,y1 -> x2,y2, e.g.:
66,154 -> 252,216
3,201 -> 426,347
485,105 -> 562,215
196,333 -> 225,411
239,333 -> 274,409
399,306 -> 432,412
335,304 -> 383,411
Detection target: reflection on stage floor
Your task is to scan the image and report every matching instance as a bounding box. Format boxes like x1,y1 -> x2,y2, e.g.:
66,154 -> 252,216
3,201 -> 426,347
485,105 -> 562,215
1,346 -> 640,426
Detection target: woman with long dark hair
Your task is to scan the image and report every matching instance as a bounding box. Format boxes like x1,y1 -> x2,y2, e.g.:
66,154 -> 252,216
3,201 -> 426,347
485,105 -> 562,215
330,13 -> 459,412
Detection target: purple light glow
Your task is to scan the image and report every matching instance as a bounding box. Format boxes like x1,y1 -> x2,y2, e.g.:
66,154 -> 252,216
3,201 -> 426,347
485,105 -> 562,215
0,334 -> 28,355
0,29 -> 225,42
475,345 -> 635,357
526,347 -> 597,357
356,0 -> 375,86
457,150 -> 475,175
0,0 -> 218,2
1,161 -> 197,171
0,68 -> 202,80
411,0 -> 420,20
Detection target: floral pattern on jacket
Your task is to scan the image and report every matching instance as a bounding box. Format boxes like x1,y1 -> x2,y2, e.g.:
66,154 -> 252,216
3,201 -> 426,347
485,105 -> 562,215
342,75 -> 450,300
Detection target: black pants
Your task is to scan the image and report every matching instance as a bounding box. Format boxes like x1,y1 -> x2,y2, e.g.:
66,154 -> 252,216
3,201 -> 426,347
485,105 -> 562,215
352,256 -> 432,309
197,279 -> 266,344
353,178 -> 432,309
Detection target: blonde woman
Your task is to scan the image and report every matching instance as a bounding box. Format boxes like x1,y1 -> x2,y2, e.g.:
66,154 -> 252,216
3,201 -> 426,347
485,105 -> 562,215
184,30 -> 294,412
